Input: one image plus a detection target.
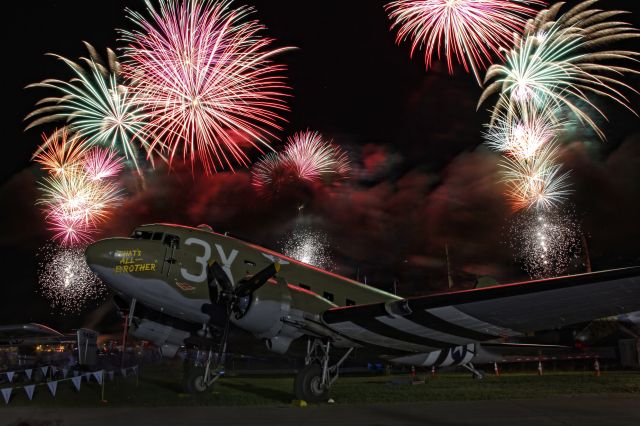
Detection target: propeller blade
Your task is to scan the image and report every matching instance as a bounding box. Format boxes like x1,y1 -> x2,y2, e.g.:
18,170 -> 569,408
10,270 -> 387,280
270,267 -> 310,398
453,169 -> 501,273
235,263 -> 280,298
208,261 -> 234,294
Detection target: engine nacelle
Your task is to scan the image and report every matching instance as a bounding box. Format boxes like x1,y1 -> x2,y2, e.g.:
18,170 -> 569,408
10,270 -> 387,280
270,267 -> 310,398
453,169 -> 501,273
130,318 -> 190,358
232,278 -> 291,339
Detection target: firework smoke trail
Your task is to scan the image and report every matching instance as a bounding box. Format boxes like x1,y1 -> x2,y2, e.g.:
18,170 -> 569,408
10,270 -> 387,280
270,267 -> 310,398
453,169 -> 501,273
121,0 -> 291,174
479,0 -> 640,139
280,224 -> 335,271
251,130 -> 350,196
37,243 -> 106,314
386,0 -> 546,84
509,208 -> 581,278
25,43 -> 153,175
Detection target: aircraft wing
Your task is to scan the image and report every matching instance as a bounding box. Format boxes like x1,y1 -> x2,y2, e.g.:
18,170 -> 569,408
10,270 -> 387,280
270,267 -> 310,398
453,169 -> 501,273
321,267 -> 640,353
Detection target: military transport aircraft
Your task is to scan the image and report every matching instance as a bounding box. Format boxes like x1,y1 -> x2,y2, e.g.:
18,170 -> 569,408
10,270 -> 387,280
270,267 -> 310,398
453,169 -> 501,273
85,223 -> 640,402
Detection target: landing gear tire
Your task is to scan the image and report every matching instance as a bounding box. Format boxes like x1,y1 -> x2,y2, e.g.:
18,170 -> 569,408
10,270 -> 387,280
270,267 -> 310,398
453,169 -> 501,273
183,367 -> 212,394
294,364 -> 329,403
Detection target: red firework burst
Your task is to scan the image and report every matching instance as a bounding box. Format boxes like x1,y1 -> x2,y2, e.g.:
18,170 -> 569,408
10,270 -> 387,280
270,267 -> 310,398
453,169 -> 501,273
121,0 -> 291,174
386,0 -> 545,83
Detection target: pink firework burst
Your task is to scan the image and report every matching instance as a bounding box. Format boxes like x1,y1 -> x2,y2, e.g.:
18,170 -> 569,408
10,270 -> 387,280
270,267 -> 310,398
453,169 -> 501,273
283,130 -> 350,182
83,148 -> 124,181
386,0 -> 545,83
121,0 -> 291,174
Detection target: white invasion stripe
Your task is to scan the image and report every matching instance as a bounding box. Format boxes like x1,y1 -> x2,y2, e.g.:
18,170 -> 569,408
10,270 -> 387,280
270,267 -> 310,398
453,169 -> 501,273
424,350 -> 442,366
427,306 -> 522,337
329,321 -> 438,352
376,315 -> 472,345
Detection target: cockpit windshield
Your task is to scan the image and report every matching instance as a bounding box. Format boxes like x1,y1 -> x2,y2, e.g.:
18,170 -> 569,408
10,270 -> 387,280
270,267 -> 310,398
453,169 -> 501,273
131,228 -> 180,247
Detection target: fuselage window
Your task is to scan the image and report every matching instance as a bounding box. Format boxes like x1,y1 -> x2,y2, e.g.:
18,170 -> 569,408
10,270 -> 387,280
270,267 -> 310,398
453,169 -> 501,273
163,234 -> 180,248
346,298 -> 356,306
132,230 -> 153,240
152,232 -> 164,241
299,284 -> 310,291
323,291 -> 334,302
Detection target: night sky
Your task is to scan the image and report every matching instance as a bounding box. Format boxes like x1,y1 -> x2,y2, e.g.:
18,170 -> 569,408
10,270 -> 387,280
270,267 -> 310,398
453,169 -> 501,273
2,0 -> 640,330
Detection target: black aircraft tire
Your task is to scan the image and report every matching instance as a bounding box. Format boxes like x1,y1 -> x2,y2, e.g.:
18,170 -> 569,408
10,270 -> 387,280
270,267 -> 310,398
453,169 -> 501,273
294,364 -> 329,403
183,367 -> 211,394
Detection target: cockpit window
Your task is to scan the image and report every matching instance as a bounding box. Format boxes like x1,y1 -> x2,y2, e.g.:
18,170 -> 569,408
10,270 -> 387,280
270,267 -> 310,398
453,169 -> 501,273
131,230 -> 153,240
151,232 -> 164,241
163,234 -> 180,248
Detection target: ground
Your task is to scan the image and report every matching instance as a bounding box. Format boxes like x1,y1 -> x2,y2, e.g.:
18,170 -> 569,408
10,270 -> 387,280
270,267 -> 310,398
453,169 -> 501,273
0,366 -> 638,407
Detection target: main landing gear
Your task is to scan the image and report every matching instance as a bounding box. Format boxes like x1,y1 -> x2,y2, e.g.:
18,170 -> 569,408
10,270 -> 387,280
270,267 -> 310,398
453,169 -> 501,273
294,339 -> 353,403
183,346 -> 225,394
461,362 -> 485,380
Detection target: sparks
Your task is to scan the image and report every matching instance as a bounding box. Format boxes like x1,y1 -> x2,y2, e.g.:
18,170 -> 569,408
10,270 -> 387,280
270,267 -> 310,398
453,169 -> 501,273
37,242 -> 107,314
509,208 -> 581,278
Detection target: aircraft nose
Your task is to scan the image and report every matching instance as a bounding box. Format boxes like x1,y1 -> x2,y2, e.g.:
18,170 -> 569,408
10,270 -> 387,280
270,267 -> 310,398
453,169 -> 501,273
85,240 -> 110,274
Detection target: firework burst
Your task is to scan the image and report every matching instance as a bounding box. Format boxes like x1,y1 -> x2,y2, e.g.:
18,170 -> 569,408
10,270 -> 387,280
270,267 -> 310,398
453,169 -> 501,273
251,130 -> 350,196
479,0 -> 640,139
37,243 -> 107,314
386,0 -> 545,83
500,142 -> 571,211
32,128 -> 87,177
283,130 -> 350,182
83,148 -> 125,181
121,0 -> 291,174
35,129 -> 125,246
484,97 -> 563,160
25,43 -> 153,174
509,208 -> 581,278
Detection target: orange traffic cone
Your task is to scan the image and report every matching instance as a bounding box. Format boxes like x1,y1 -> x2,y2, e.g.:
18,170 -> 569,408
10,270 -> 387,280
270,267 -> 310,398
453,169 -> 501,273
410,365 -> 416,381
494,362 -> 500,376
594,359 -> 601,377
537,361 -> 543,375
431,366 -> 436,378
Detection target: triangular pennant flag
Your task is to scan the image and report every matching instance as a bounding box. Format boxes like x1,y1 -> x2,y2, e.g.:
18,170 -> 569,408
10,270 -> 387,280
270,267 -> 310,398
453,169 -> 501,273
51,366 -> 58,377
73,370 -> 79,377
71,376 -> 82,391
24,384 -> 36,401
121,368 -> 127,378
25,369 -> 33,380
47,381 -> 58,397
1,387 -> 12,404
108,371 -> 115,381
6,372 -> 14,383
62,368 -> 68,378
132,365 -> 139,374
40,366 -> 49,376
83,372 -> 91,382
92,371 -> 104,385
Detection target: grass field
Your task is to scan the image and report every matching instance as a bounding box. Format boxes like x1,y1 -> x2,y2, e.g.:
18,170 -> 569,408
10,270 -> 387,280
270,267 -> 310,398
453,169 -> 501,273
2,365 -> 639,407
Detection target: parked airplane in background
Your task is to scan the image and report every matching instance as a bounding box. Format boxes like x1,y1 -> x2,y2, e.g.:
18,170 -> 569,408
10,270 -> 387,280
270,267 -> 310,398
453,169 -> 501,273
85,223 -> 640,401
